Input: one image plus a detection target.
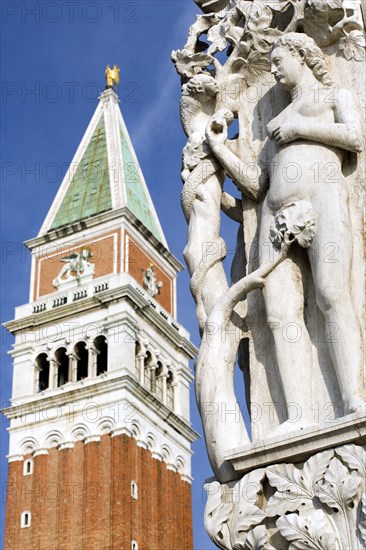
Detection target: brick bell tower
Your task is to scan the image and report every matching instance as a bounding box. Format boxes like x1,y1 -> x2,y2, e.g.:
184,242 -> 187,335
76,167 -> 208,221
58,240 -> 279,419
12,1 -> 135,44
3,69 -> 198,550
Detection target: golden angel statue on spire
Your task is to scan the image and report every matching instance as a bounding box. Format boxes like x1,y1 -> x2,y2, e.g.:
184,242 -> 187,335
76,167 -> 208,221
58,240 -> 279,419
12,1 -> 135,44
105,65 -> 120,88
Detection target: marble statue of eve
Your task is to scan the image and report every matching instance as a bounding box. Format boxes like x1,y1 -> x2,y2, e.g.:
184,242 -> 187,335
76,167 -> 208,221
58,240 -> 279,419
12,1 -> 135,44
205,33 -> 365,431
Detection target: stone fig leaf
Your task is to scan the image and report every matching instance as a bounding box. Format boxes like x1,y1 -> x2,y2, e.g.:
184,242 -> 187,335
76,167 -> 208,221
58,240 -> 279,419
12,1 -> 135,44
339,31 -> 366,62
318,457 -> 361,510
226,24 -> 245,46
172,49 -> 214,79
204,481 -> 233,550
247,4 -> 273,32
244,52 -> 270,87
266,463 -> 314,516
277,510 -> 337,550
336,444 -> 366,478
207,22 -> 228,55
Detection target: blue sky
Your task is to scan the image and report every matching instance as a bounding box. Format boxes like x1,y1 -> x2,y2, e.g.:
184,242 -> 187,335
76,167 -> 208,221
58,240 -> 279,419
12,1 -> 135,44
0,2 -> 243,548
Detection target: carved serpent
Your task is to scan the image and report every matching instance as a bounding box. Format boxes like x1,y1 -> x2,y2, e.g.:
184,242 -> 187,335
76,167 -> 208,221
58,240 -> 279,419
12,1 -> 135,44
190,235 -> 227,330
196,239 -> 292,482
181,153 -> 227,329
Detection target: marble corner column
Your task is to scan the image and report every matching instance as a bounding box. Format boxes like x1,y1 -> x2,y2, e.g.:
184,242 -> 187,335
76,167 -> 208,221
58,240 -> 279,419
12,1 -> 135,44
173,0 -> 366,548
203,415 -> 366,550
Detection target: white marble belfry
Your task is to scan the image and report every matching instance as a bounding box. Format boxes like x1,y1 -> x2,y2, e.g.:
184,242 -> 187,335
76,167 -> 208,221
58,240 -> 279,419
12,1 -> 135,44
173,0 -> 366,547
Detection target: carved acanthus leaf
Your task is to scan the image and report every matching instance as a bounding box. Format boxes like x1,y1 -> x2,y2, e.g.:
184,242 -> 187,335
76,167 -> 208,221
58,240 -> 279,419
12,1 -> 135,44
360,492 -> 366,544
266,450 -> 334,516
243,525 -> 275,550
205,481 -> 233,550
335,444 -> 366,479
231,469 -> 267,548
266,463 -> 312,515
277,509 -> 338,550
317,456 -> 361,510
202,445 -> 366,549
233,504 -> 266,537
301,449 -> 335,488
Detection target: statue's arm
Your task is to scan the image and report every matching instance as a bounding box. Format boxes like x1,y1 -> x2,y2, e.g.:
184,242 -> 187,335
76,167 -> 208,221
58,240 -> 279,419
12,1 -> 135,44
270,90 -> 363,153
206,113 -> 267,202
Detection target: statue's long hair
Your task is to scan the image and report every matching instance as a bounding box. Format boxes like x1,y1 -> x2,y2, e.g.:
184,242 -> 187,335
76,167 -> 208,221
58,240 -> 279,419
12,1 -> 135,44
271,33 -> 334,88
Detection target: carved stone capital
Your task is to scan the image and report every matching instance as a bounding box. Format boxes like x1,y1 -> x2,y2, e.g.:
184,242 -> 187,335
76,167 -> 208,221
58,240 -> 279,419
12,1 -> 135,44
204,443 -> 366,550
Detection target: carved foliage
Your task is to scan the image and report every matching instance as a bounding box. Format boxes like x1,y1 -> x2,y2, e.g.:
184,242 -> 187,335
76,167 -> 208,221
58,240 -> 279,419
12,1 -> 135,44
230,469 -> 267,549
204,444 -> 366,549
205,481 -> 233,550
276,510 -> 337,549
173,0 -> 365,91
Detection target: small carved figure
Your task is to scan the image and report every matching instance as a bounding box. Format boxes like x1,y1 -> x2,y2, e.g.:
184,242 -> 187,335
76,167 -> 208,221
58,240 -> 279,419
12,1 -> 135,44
180,73 -> 237,329
53,248 -> 94,288
142,264 -> 162,297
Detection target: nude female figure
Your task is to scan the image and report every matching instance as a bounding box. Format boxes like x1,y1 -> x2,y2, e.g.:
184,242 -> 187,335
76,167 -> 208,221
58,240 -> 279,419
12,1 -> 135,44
206,33 -> 364,430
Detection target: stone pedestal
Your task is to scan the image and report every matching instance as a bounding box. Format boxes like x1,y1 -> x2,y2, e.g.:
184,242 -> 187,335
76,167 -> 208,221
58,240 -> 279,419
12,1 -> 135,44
204,414 -> 366,550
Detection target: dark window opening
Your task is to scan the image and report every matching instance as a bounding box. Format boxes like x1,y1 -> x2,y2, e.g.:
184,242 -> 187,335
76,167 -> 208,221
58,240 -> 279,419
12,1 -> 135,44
167,371 -> 174,410
135,342 -> 141,379
94,335 -> 108,376
21,511 -> 31,528
37,353 -> 49,392
23,459 -> 33,476
144,352 -> 152,389
155,362 -> 163,400
74,342 -> 88,381
56,347 -> 69,386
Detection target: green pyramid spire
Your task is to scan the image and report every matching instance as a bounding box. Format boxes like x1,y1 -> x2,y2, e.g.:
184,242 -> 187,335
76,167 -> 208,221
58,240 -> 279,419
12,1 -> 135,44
50,115 -> 111,230
119,123 -> 161,240
41,88 -> 167,247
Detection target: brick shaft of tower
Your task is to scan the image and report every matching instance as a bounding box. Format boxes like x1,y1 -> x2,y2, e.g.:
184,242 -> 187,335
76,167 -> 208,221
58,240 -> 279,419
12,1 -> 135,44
3,84 -> 198,550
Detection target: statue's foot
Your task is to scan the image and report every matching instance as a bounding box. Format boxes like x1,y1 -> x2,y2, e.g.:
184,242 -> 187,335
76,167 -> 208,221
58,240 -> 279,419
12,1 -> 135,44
269,418 -> 317,439
345,396 -> 366,417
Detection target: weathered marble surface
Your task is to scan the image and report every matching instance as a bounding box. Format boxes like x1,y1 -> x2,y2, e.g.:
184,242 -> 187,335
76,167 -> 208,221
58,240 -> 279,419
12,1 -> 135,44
204,415 -> 366,549
173,0 -> 366,480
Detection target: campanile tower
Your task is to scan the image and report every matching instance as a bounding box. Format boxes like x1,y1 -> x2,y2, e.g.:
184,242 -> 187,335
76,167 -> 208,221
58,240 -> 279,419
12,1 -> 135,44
3,72 -> 197,550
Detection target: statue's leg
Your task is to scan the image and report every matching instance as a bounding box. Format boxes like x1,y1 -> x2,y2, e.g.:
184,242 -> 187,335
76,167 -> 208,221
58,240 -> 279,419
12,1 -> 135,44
308,197 -> 365,415
53,265 -> 68,285
184,170 -> 229,323
259,204 -> 314,429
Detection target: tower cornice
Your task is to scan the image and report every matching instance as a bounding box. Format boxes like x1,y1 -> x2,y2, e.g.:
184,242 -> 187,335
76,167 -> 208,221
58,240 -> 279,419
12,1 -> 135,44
2,372 -> 199,444
3,283 -> 198,360
24,207 -> 184,273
